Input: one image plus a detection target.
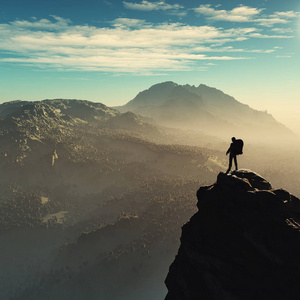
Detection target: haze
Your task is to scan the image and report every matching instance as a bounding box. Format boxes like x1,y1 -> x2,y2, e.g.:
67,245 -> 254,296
1,96 -> 300,299
0,0 -> 300,299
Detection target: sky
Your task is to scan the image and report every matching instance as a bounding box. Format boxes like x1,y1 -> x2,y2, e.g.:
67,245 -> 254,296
0,0 -> 299,133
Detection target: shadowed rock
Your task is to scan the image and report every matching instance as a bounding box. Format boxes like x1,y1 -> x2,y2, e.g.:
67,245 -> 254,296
231,169 -> 272,190
165,170 -> 300,300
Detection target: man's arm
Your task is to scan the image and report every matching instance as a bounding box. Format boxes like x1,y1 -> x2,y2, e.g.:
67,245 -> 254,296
226,144 -> 231,155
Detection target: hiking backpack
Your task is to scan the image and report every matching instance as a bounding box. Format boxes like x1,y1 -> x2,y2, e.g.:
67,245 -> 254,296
235,139 -> 244,155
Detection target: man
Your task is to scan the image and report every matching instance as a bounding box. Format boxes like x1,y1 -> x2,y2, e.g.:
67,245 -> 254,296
226,137 -> 240,174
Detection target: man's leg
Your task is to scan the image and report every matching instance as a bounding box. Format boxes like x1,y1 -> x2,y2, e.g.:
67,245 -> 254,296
234,155 -> 238,170
226,154 -> 233,174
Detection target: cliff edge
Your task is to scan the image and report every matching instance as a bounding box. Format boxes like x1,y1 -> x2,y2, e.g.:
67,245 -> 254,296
165,170 -> 300,300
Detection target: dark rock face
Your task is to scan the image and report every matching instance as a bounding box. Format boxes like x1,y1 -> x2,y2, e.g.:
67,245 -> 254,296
165,170 -> 300,300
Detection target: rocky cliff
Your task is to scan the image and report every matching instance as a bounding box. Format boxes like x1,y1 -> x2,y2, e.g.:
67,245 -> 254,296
165,170 -> 300,300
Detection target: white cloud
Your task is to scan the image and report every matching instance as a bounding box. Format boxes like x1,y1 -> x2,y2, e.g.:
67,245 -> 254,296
271,28 -> 293,33
194,5 -> 300,27
10,15 -> 71,30
231,6 -> 262,17
0,16 -> 293,74
194,5 -> 262,22
249,33 -> 293,39
112,18 -> 147,28
272,11 -> 300,18
123,0 -> 183,11
193,45 -> 277,54
254,18 -> 288,27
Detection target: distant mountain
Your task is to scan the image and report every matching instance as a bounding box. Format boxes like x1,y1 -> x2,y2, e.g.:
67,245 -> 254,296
0,99 -> 166,144
121,82 -> 217,127
0,98 -> 219,300
119,82 -> 294,140
0,99 -> 175,198
103,111 -> 165,139
0,98 -> 215,213
0,99 -> 118,125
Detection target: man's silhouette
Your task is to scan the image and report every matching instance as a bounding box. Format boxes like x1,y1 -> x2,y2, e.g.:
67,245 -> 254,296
226,137 -> 239,174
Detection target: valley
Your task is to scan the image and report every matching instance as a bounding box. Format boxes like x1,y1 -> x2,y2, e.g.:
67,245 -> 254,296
0,84 -> 299,299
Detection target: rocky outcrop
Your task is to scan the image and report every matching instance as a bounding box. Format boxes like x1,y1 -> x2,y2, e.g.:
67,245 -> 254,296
165,170 -> 300,300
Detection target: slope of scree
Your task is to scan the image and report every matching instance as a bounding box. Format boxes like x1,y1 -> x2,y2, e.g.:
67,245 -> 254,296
165,169 -> 300,300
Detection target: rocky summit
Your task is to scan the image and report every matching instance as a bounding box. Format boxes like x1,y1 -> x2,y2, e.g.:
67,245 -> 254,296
165,170 -> 300,300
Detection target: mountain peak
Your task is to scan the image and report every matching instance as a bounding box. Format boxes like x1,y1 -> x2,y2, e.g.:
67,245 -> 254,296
198,83 -> 208,88
124,81 -> 179,109
120,82 -> 294,140
150,81 -> 178,89
165,170 -> 300,299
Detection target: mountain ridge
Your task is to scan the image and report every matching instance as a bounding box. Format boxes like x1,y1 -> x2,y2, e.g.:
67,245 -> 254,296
119,82 -> 294,140
1,97 -> 300,299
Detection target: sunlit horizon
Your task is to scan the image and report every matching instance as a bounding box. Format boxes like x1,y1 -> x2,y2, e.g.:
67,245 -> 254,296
1,0 -> 299,133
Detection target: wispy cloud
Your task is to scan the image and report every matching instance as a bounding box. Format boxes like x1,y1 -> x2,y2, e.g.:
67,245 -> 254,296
123,0 -> 186,17
276,55 -> 292,58
123,0 -> 183,11
194,5 -> 300,27
0,16 -> 293,74
194,5 -> 263,22
10,15 -> 72,30
271,28 -> 293,33
254,18 -> 289,27
272,11 -> 300,18
248,33 -> 293,38
112,18 -> 147,28
193,45 -> 278,54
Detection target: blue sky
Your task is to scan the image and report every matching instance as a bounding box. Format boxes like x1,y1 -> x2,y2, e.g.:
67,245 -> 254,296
0,0 -> 299,132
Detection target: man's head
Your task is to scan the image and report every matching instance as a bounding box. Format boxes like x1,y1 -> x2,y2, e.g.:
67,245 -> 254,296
232,137 -> 236,142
